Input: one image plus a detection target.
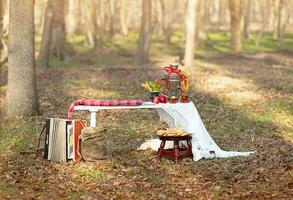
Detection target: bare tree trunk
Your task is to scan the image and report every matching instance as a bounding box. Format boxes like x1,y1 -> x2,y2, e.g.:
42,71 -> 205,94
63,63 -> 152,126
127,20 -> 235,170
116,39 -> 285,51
98,0 -> 106,33
35,0 -> 46,33
51,0 -> 66,60
0,0 -> 4,34
109,0 -> 116,35
5,0 -> 39,117
196,0 -> 206,40
165,0 -> 173,43
66,0 -> 76,36
229,0 -> 243,52
218,0 -> 227,25
134,0 -> 152,65
161,0 -> 168,32
119,0 -> 128,35
251,0 -> 258,22
261,0 -> 270,28
75,0 -> 82,33
0,0 -> 7,64
97,0 -> 105,45
154,0 -> 166,40
277,0 -> 283,38
0,0 -> 3,69
273,0 -> 280,38
184,0 -> 197,67
268,0 -> 274,28
126,0 -> 138,31
204,0 -> 211,25
278,0 -> 289,48
243,0 -> 252,39
38,0 -> 54,68
255,0 -> 270,46
90,0 -> 99,51
0,1 -> 2,35
82,0 -> 99,52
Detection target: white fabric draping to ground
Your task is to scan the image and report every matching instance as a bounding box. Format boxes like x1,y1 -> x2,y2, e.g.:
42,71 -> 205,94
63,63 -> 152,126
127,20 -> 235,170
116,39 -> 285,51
138,102 -> 254,161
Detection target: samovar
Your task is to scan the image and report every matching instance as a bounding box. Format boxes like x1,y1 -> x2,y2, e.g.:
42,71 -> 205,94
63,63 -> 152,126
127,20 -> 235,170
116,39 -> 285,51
161,64 -> 182,101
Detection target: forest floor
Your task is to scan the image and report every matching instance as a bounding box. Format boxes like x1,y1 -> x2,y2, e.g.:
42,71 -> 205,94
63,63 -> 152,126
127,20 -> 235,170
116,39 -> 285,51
0,32 -> 292,199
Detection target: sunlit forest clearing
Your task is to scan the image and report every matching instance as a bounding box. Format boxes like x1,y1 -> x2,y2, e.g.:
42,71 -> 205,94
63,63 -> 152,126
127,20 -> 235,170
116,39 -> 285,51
0,0 -> 293,199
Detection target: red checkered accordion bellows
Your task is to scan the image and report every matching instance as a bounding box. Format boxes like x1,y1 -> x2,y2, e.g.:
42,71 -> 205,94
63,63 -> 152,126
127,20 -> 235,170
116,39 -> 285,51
68,99 -> 143,120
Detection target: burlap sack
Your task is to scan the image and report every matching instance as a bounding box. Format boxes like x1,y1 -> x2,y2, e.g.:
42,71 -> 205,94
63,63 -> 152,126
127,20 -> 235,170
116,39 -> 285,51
80,127 -> 111,161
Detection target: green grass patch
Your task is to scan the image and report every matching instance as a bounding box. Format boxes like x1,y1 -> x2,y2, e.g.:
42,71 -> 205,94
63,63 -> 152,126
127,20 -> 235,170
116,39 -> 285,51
72,166 -> 106,181
94,57 -> 116,68
50,57 -> 72,68
0,62 -> 8,69
162,30 -> 293,55
148,173 -> 162,184
202,31 -> 293,54
112,32 -> 139,53
66,34 -> 93,54
0,120 -> 37,156
65,191 -> 88,200
0,182 -> 19,198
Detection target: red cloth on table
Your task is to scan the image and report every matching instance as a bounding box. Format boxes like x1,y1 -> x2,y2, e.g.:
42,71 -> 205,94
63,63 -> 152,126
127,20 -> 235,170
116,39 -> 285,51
68,99 -> 143,120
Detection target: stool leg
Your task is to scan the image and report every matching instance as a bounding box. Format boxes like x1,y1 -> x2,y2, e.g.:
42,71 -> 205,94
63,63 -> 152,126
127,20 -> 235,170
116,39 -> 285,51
174,140 -> 180,163
157,140 -> 166,160
187,140 -> 192,157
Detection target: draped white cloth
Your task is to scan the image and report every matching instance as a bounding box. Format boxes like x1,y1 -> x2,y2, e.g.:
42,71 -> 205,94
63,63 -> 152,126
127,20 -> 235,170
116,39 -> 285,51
139,102 -> 254,161
74,101 -> 253,161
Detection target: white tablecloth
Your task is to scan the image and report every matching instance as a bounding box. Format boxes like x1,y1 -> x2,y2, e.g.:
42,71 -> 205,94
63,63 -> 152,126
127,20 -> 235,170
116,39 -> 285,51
75,102 -> 254,161
138,102 -> 254,161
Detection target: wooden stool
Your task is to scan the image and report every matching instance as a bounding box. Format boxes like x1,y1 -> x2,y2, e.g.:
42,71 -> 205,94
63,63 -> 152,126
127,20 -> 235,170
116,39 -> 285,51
157,135 -> 193,163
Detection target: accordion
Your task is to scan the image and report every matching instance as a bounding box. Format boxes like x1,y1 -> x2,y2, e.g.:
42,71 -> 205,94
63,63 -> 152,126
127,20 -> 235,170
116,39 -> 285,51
44,118 -> 86,162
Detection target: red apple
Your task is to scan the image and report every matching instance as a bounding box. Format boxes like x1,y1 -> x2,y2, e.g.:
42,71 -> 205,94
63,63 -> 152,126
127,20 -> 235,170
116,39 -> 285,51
153,96 -> 160,104
158,95 -> 167,103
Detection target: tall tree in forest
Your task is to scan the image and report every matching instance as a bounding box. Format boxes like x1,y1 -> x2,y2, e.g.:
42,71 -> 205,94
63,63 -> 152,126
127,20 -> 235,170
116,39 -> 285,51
229,0 -> 243,52
0,0 -> 7,63
0,0 -> 3,35
218,0 -> 227,25
251,0 -> 258,22
74,0 -> 82,33
109,0 -> 116,35
134,0 -> 152,65
37,0 -> 53,68
204,0 -> 211,25
152,0 -> 171,43
243,0 -> 252,39
272,0 -> 279,39
66,0 -> 79,36
164,0 -> 172,43
119,0 -> 128,36
277,0 -> 289,48
0,0 -> 4,85
184,0 -> 197,67
0,0 -> 4,59
196,0 -> 206,40
35,0 -> 46,33
5,0 -> 39,117
51,0 -> 66,60
98,0 -> 106,33
260,0 -> 270,29
255,0 -> 270,46
83,0 -> 99,51
154,0 -> 166,40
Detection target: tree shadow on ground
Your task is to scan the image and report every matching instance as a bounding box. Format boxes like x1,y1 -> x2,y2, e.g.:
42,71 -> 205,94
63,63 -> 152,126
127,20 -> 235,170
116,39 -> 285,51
179,90 -> 292,199
200,51 -> 293,94
64,64 -> 293,198
1,62 -> 292,199
1,69 -> 293,198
